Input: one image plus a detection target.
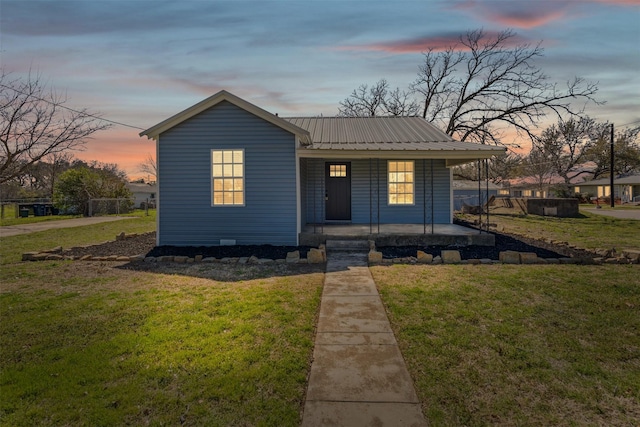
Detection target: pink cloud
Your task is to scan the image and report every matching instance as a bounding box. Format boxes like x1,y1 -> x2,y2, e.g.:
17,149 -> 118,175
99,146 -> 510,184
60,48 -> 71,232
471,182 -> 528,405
484,9 -> 567,29
451,0 -> 569,29
334,31 -> 530,54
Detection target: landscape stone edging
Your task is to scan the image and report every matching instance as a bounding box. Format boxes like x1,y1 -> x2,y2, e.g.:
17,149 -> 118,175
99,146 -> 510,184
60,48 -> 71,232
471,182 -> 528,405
21,233 -> 327,264
20,233 -> 640,265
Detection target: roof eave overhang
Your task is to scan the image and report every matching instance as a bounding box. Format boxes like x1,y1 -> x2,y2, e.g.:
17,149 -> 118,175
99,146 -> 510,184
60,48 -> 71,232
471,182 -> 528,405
139,90 -> 310,141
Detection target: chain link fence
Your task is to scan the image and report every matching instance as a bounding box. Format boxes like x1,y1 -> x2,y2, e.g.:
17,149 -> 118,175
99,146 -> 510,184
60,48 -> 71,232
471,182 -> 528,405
88,198 -> 134,216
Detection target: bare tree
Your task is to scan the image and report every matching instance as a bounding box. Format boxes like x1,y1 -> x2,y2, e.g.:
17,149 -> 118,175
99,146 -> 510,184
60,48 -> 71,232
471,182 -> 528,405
452,152 -> 522,184
586,126 -> 640,179
338,79 -> 420,117
521,144 -> 556,194
534,116 -> 601,184
137,153 -> 157,181
411,29 -> 599,144
0,71 -> 111,185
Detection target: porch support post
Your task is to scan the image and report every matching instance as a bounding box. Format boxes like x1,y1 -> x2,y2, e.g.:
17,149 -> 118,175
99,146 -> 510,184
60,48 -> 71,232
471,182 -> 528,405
311,158 -> 316,234
485,159 -> 490,232
321,159 -> 324,234
369,158 -> 373,234
377,158 -> 380,234
423,158 -> 426,234
430,159 -> 434,234
477,159 -> 482,233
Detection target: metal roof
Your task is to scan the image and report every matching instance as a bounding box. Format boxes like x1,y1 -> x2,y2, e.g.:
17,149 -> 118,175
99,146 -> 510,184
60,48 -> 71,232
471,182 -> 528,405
284,116 -> 501,153
576,174 -> 640,186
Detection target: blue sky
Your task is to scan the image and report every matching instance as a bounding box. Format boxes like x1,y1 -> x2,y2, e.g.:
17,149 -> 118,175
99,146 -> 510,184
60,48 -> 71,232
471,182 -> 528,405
1,0 -> 639,177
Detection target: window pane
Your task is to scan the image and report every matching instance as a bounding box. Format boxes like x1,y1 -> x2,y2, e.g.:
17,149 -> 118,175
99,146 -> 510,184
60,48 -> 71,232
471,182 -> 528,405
234,192 -> 243,204
233,151 -> 243,163
223,179 -> 234,191
406,194 -> 414,204
213,193 -> 223,205
405,183 -> 413,194
389,162 -> 397,172
223,151 -> 233,163
234,164 -> 243,177
233,179 -> 243,191
406,172 -> 414,183
389,194 -> 397,204
223,164 -> 233,176
213,151 -> 223,164
213,179 -> 223,191
223,192 -> 233,204
213,164 -> 222,177
405,162 -> 414,172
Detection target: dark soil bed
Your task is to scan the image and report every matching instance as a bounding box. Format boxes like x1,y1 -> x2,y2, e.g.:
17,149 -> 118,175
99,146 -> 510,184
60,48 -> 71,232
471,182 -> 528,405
61,229 -> 594,261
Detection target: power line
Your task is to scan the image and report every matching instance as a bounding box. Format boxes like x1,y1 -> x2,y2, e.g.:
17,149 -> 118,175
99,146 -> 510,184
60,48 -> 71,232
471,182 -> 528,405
0,83 -> 146,131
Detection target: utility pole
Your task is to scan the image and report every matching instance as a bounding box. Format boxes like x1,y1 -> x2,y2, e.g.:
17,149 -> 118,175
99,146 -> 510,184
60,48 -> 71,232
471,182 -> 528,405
610,123 -> 615,208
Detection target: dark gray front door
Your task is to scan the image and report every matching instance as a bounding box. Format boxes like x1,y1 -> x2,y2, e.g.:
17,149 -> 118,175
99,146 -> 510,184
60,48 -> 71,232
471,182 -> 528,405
325,162 -> 351,221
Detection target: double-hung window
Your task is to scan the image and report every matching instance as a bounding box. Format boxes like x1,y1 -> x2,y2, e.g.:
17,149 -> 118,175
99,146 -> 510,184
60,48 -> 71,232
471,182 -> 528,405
212,149 -> 244,206
388,160 -> 414,205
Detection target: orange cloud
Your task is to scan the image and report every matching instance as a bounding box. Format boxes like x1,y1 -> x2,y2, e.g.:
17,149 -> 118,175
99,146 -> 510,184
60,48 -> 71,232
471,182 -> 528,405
451,0 -> 568,29
334,31 -> 529,54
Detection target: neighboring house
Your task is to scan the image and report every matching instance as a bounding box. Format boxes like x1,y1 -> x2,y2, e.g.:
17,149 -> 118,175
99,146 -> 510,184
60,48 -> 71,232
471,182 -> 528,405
140,90 -> 504,246
126,182 -> 157,208
452,180 -> 501,211
574,174 -> 640,203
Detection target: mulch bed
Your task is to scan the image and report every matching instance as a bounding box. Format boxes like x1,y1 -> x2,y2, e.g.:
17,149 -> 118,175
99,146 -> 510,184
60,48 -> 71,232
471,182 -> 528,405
60,229 -> 594,261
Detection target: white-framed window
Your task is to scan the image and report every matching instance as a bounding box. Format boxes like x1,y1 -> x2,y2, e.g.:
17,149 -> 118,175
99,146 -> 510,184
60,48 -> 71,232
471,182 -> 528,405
388,160 -> 414,205
212,149 -> 244,206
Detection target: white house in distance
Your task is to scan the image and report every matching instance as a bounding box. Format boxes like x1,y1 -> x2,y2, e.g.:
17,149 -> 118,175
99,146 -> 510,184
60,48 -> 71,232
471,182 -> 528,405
573,174 -> 640,203
126,182 -> 157,208
139,90 -> 505,246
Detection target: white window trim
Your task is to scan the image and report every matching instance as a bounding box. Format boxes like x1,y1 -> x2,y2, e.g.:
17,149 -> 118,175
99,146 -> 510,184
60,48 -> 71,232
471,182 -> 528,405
211,149 -> 245,207
387,160 -> 416,206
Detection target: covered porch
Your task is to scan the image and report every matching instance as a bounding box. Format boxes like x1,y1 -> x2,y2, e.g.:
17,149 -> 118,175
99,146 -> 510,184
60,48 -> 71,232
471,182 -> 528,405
299,223 -> 494,247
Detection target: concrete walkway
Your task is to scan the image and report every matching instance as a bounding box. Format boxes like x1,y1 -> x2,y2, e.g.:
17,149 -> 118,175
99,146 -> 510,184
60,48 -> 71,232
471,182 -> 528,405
582,208 -> 640,220
0,216 -> 135,238
301,251 -> 427,426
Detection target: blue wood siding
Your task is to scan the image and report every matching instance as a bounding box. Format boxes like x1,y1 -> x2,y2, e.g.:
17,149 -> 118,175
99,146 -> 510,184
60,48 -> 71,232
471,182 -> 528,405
302,158 -> 451,225
157,101 -> 298,246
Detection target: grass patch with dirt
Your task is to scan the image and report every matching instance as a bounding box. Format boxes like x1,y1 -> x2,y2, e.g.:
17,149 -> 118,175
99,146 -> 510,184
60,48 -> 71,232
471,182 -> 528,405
0,261 -> 323,426
373,264 -> 640,426
462,210 -> 640,252
0,210 -> 157,265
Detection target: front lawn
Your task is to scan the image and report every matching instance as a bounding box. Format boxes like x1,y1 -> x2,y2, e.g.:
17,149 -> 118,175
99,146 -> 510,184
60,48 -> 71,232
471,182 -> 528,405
0,261 -> 323,426
373,264 -> 640,426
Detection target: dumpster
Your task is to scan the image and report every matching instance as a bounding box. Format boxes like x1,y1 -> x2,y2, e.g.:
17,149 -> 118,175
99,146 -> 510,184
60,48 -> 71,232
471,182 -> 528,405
20,208 -> 29,218
33,204 -> 46,216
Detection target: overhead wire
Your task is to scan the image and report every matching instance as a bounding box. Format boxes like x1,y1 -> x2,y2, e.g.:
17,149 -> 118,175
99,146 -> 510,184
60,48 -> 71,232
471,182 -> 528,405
0,82 -> 146,131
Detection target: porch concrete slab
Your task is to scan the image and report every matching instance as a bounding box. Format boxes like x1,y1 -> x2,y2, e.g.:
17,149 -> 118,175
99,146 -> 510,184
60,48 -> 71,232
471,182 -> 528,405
317,296 -> 392,333
301,401 -> 427,427
315,331 -> 397,345
305,344 -> 420,402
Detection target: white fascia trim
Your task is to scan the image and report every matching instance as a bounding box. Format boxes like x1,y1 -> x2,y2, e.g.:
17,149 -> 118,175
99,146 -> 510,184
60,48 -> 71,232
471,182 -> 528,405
298,149 -> 503,160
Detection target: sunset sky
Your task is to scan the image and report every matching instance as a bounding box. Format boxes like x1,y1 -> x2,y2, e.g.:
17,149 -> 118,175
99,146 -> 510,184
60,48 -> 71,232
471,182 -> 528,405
2,0 -> 639,179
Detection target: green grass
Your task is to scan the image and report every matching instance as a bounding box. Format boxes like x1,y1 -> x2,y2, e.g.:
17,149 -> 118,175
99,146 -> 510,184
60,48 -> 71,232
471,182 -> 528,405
373,264 -> 640,426
1,262 -> 323,426
0,210 -> 156,264
470,211 -> 640,251
0,209 -> 324,425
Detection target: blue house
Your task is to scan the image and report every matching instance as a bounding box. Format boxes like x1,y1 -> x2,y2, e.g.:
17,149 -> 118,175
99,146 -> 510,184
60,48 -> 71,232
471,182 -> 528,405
140,90 -> 504,246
